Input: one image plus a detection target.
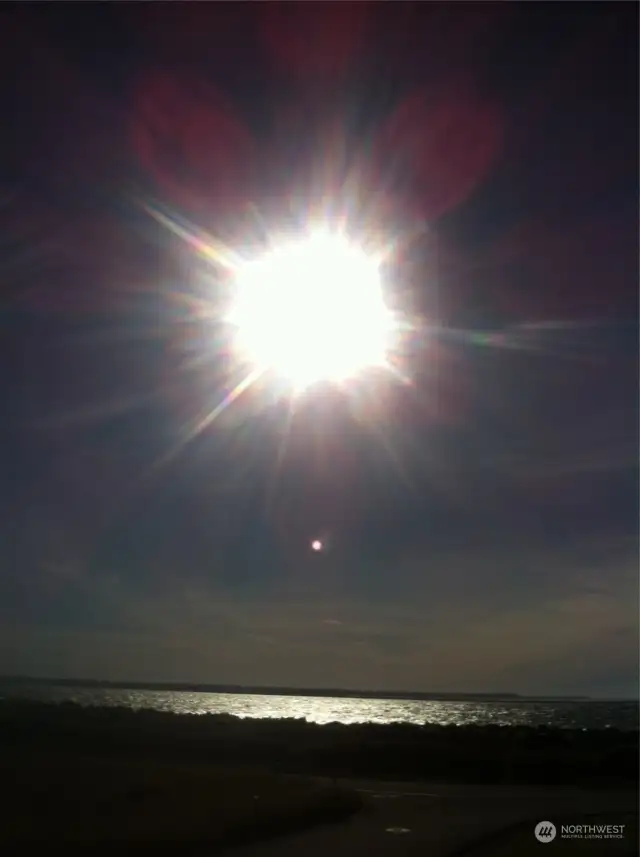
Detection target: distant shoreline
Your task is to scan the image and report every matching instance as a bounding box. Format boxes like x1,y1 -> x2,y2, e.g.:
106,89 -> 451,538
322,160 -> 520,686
0,675 -> 601,702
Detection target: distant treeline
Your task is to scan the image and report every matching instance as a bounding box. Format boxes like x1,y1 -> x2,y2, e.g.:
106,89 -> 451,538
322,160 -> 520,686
1,699 -> 635,786
0,676 -> 592,701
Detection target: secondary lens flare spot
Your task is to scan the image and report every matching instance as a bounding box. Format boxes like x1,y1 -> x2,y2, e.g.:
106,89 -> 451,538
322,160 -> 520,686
226,230 -> 396,391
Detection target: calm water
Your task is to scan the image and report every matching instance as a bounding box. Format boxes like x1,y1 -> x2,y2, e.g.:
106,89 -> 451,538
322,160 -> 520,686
3,684 -> 638,730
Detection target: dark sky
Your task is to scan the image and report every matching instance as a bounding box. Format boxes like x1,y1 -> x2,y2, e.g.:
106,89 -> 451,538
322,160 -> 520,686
0,2 -> 637,697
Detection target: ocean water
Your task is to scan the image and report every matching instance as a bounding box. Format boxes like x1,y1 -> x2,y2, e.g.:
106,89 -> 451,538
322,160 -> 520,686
3,684 -> 638,730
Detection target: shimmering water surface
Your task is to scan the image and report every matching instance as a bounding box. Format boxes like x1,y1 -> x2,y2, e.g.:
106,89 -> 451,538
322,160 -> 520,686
4,685 -> 638,730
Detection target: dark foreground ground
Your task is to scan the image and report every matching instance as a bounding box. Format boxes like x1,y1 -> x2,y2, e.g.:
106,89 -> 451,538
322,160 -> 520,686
234,781 -> 638,857
1,700 -> 637,854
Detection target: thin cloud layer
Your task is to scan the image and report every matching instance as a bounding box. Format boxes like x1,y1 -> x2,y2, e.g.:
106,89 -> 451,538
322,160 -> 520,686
2,534 -> 636,697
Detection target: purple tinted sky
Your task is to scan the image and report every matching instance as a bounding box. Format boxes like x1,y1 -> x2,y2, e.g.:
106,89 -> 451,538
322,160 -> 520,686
0,3 -> 637,696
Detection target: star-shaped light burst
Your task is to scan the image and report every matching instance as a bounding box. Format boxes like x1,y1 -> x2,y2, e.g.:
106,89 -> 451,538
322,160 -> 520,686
142,201 -> 421,473
226,228 -> 398,393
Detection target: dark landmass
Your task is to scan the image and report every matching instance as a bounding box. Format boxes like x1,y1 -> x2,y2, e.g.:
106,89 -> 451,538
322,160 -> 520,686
0,675 -> 593,701
2,699 -> 636,788
2,746 -> 362,855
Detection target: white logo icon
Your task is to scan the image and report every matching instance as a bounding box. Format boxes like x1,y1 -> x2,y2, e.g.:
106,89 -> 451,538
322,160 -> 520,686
535,821 -> 557,843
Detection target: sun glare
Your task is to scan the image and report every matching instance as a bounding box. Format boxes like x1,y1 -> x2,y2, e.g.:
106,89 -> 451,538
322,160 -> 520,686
226,231 -> 395,391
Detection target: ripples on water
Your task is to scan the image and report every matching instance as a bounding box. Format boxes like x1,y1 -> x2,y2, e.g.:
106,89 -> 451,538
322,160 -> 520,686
4,686 -> 638,730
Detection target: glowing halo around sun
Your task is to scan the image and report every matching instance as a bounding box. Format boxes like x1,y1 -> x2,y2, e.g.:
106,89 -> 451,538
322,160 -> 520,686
225,229 -> 399,392
140,201 -> 420,461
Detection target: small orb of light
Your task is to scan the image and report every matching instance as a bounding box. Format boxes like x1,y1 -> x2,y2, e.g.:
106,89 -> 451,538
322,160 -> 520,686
311,539 -> 323,552
226,229 -> 395,392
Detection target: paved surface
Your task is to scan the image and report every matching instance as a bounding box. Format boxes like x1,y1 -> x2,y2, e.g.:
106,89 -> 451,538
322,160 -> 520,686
231,780 -> 638,856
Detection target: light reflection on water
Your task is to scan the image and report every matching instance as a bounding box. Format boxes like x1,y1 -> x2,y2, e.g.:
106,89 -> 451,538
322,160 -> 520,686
3,685 -> 638,730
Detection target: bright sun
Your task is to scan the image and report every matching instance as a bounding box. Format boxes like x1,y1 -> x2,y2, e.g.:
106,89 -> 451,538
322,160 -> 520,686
226,230 -> 395,391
